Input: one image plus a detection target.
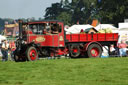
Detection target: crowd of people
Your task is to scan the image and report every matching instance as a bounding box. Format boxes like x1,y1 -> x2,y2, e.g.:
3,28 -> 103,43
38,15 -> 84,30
110,40 -> 128,57
1,40 -> 16,61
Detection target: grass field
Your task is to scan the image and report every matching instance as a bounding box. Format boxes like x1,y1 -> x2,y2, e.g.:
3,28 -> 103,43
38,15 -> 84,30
0,57 -> 128,85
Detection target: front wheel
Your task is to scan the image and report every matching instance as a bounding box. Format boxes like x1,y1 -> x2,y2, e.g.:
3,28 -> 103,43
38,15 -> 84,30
26,47 -> 38,61
87,44 -> 102,58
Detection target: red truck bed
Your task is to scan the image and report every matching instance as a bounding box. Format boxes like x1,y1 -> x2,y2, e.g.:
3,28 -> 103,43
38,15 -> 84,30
66,33 -> 118,42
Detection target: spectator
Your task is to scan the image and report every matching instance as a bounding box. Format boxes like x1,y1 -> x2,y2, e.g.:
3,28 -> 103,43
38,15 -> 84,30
1,40 -> 9,61
118,40 -> 128,57
9,41 -> 16,61
110,44 -> 116,55
109,44 -> 119,57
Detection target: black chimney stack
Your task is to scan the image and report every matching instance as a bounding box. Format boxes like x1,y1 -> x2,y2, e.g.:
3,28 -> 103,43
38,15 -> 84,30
18,20 -> 23,39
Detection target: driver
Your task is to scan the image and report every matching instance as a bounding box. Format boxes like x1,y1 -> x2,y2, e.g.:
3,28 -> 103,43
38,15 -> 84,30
52,24 -> 59,34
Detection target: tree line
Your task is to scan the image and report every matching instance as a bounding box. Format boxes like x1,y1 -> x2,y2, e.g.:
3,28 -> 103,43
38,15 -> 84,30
44,0 -> 128,26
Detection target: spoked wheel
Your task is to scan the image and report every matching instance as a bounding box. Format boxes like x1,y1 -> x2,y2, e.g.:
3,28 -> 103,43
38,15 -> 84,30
70,45 -> 80,58
87,44 -> 102,58
26,47 -> 38,61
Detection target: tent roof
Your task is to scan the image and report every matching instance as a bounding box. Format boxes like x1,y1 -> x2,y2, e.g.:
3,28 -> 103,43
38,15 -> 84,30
65,24 -> 94,34
119,23 -> 128,29
119,28 -> 128,31
95,24 -> 117,30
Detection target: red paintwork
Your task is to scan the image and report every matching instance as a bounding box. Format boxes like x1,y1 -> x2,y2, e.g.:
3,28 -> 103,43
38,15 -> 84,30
30,49 -> 37,60
90,48 -> 99,57
73,49 -> 78,53
57,49 -> 64,55
66,33 -> 118,55
24,21 -> 65,47
66,33 -> 118,42
51,47 -> 69,56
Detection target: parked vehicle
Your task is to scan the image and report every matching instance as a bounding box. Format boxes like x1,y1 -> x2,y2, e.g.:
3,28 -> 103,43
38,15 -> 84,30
14,20 -> 118,61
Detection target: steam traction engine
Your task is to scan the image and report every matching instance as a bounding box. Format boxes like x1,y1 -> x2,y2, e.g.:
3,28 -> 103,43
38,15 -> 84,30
14,20 -> 118,61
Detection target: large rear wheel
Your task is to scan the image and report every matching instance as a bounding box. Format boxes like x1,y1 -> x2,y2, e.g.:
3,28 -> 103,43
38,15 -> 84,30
87,44 -> 102,58
26,47 -> 38,61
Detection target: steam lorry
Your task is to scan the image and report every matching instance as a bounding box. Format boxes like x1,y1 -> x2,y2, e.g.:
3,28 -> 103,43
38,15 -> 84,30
14,20 -> 118,61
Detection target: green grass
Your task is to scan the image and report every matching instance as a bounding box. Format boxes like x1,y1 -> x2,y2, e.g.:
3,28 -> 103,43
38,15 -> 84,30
0,57 -> 128,85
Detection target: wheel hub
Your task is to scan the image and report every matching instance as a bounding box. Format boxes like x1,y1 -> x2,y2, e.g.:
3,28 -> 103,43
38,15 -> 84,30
91,48 -> 99,57
32,53 -> 35,57
30,49 -> 37,60
91,50 -> 96,54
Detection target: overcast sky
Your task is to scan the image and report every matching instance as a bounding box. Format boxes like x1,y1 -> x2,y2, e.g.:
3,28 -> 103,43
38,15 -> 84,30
0,0 -> 61,19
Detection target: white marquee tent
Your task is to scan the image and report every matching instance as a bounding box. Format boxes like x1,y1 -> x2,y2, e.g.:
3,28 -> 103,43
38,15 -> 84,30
118,23 -> 128,43
65,24 -> 94,34
94,24 -> 118,33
